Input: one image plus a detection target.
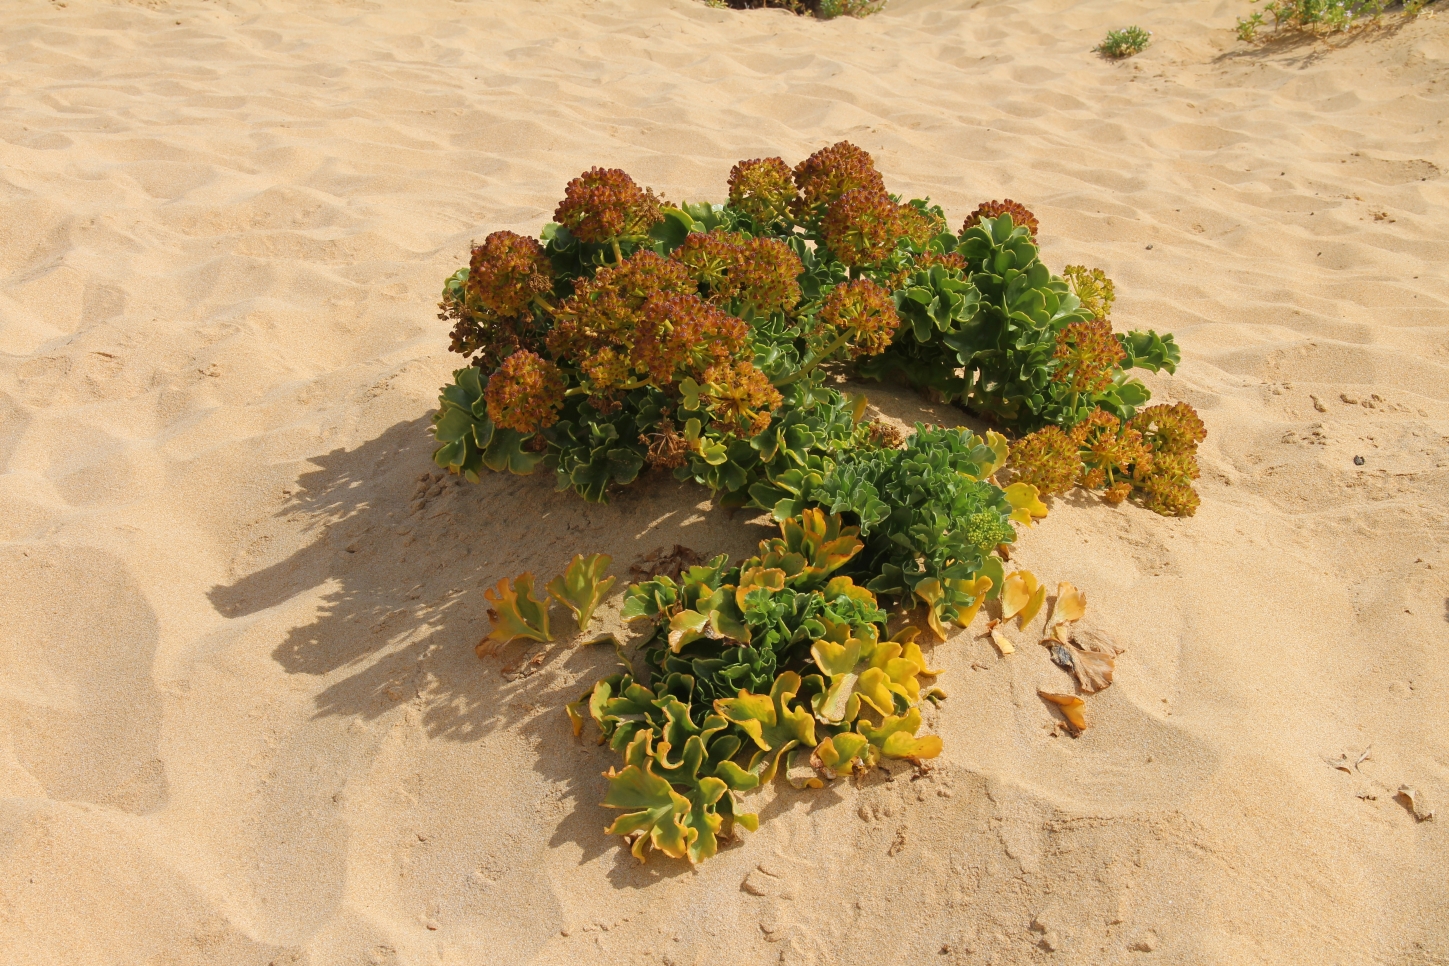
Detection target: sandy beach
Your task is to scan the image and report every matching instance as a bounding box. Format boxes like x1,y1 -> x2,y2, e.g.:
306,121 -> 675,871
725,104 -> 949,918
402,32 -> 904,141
1,0 -> 1446,962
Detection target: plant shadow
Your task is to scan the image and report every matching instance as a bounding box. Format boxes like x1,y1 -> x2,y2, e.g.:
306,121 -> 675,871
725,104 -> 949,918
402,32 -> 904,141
207,414 -> 772,872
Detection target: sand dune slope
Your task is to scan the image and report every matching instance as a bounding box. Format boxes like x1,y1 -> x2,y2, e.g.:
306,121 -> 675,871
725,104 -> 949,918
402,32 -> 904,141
1,0 -> 1447,963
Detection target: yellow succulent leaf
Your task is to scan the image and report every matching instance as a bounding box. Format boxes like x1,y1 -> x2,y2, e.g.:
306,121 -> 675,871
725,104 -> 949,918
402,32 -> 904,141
1004,482 -> 1049,526
1054,581 -> 1086,623
983,430 -> 1010,478
1038,691 -> 1087,732
953,575 -> 994,628
1019,583 -> 1046,629
1000,569 -> 1040,622
901,641 -> 942,677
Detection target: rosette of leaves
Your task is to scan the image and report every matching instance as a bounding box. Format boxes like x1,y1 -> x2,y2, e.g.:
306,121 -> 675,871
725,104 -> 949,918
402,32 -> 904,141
431,367 -> 547,481
781,425 -> 1023,636
577,511 -> 946,863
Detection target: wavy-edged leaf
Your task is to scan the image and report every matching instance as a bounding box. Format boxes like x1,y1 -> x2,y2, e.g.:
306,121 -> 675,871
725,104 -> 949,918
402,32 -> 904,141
602,732 -> 692,862
858,708 -> 942,762
713,670 -> 817,785
482,573 -> 552,650
547,553 -> 616,630
1003,482 -> 1048,526
814,732 -> 870,778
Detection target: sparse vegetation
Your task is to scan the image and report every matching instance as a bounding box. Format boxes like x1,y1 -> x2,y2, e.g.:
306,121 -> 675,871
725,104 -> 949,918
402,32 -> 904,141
1236,0 -> 1437,41
703,0 -> 885,19
1095,25 -> 1152,58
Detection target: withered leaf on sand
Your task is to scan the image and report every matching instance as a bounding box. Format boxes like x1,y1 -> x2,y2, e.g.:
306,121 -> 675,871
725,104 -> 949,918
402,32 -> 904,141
1048,641 -> 1116,693
1038,691 -> 1086,732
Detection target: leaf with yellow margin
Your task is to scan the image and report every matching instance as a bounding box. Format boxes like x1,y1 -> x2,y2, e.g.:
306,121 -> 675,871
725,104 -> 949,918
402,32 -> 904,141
814,733 -> 870,778
1003,482 -> 1049,526
1038,691 -> 1087,732
547,553 -> 616,630
482,572 -> 552,652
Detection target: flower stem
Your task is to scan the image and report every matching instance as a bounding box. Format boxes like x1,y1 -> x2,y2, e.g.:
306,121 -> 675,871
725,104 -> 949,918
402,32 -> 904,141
773,328 -> 854,387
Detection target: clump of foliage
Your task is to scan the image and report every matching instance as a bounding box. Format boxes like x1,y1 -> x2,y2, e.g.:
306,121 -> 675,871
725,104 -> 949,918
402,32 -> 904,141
447,147 -> 1210,861
569,509 -> 946,863
1235,0 -> 1435,41
431,142 -> 1199,516
703,0 -> 885,18
1095,25 -> 1152,58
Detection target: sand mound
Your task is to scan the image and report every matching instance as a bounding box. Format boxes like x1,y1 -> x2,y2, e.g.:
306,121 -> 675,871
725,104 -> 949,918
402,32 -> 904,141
1,0 -> 1445,963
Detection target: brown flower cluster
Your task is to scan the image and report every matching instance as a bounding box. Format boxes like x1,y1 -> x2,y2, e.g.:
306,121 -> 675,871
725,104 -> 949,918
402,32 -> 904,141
792,141 -> 885,218
962,199 -> 1039,240
443,300 -> 530,373
1051,319 -> 1127,395
466,231 -> 553,317
671,232 -> 803,317
819,279 -> 900,357
727,157 -> 798,227
633,294 -> 748,384
547,249 -> 760,407
864,419 -> 905,449
702,361 -> 781,437
821,188 -> 903,268
640,419 -> 692,469
554,168 -> 666,244
485,350 -> 567,434
1061,264 -> 1116,320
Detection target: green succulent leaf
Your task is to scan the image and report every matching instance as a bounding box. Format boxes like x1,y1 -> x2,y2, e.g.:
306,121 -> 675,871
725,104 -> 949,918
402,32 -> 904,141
546,553 -> 616,630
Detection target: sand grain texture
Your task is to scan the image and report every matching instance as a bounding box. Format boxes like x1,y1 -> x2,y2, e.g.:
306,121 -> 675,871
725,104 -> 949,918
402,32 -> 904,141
1,0 -> 1447,963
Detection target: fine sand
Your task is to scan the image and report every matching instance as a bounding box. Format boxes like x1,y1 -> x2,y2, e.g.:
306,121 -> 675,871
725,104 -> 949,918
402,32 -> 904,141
2,1 -> 1447,963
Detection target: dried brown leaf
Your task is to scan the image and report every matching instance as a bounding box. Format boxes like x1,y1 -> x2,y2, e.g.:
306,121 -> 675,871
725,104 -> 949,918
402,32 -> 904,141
1038,691 -> 1086,732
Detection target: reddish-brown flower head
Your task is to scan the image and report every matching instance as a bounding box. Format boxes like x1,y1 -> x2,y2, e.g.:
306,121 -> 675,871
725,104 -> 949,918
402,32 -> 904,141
819,278 -> 900,357
793,141 -> 886,217
821,188 -> 903,268
727,157 -> 799,227
466,231 -> 553,318
547,250 -> 694,365
1051,319 -> 1126,395
632,293 -> 747,385
962,199 -> 1039,239
485,350 -> 567,434
731,237 -> 803,316
554,168 -> 665,244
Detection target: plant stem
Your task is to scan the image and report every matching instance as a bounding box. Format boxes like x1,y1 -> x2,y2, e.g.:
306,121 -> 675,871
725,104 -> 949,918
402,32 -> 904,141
773,328 -> 854,387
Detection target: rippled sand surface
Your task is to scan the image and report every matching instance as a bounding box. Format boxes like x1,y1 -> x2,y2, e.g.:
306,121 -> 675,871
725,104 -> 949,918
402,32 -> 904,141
1,1 -> 1446,963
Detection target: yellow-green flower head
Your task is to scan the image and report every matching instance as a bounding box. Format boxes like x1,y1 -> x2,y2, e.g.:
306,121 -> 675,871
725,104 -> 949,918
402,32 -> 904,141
819,278 -> 900,358
727,156 -> 798,227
